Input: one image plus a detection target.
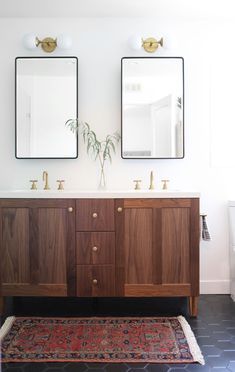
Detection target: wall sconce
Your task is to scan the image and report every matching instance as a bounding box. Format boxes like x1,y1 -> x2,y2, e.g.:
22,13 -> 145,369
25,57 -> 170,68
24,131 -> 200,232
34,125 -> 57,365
23,33 -> 72,53
129,35 -> 163,53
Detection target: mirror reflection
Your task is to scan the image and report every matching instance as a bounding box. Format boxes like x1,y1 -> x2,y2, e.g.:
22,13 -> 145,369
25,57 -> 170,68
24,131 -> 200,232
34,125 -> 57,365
121,57 -> 184,159
16,57 -> 78,159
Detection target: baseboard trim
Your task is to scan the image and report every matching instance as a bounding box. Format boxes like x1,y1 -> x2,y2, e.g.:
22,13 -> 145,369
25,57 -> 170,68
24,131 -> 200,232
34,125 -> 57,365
200,280 -> 230,294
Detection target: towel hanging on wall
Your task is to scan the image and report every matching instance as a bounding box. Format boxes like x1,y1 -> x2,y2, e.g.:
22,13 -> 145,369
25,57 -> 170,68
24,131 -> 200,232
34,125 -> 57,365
201,214 -> 211,241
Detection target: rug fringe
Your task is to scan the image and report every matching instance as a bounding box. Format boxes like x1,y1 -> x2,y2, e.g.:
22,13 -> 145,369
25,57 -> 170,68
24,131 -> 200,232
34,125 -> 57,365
0,316 -> 16,343
177,315 -> 205,365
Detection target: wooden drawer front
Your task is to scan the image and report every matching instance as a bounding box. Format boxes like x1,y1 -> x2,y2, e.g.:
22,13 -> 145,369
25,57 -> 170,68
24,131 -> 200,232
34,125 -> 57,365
76,232 -> 115,265
76,199 -> 114,231
76,265 -> 115,296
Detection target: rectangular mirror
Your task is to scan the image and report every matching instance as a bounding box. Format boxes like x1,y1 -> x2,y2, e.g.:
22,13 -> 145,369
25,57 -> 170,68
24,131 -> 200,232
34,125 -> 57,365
121,57 -> 184,159
15,57 -> 78,159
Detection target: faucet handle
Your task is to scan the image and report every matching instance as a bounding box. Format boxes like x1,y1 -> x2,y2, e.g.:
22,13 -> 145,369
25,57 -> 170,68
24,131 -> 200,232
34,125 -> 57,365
161,179 -> 169,190
133,179 -> 142,190
57,180 -> 65,190
30,180 -> 38,190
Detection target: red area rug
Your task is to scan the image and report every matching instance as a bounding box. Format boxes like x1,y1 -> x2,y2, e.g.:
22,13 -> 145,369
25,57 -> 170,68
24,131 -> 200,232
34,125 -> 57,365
0,316 -> 204,364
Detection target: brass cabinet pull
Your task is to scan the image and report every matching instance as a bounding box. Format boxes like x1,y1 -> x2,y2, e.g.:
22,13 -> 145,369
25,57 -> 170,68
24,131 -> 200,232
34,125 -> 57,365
117,207 -> 123,212
68,207 -> 73,212
92,279 -> 98,285
92,212 -> 98,218
92,246 -> 98,252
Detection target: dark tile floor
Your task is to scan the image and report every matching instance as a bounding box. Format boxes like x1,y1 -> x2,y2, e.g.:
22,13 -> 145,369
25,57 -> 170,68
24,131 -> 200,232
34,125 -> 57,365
1,295 -> 235,372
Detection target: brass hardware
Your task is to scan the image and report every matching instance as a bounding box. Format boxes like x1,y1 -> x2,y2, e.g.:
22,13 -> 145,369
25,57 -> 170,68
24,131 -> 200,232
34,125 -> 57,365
161,179 -> 169,190
42,170 -> 50,190
23,34 -> 72,53
92,212 -> 98,218
92,246 -> 98,252
117,207 -> 123,212
30,180 -> 38,190
133,180 -> 142,190
57,180 -> 65,190
36,37 -> 57,53
142,37 -> 163,53
92,279 -> 98,285
149,171 -> 154,190
68,207 -> 73,212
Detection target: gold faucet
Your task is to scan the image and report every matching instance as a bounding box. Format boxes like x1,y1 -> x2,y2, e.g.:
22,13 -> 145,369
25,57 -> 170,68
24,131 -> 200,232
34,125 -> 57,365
161,179 -> 169,190
133,179 -> 142,190
57,180 -> 65,190
149,170 -> 154,190
30,180 -> 38,190
43,171 -> 50,190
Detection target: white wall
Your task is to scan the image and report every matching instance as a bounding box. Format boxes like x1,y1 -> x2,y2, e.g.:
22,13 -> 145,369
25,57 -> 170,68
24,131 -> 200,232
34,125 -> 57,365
0,17 -> 234,294
123,105 -> 152,155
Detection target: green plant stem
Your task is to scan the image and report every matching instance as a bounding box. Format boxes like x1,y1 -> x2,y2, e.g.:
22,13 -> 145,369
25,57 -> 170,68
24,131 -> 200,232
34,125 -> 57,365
66,119 -> 120,189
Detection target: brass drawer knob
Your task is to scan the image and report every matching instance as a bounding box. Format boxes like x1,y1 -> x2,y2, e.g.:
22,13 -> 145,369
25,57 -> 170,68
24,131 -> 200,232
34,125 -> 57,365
117,207 -> 123,212
92,212 -> 98,218
68,207 -> 73,212
92,279 -> 98,285
92,246 -> 98,252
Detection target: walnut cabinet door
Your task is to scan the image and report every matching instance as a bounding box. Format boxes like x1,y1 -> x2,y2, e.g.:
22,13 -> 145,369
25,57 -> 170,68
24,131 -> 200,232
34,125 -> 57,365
115,198 -> 199,316
0,199 -> 75,297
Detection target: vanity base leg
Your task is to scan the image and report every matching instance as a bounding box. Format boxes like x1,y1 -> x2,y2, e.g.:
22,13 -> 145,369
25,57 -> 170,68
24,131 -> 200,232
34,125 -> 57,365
188,296 -> 198,317
0,296 -> 5,315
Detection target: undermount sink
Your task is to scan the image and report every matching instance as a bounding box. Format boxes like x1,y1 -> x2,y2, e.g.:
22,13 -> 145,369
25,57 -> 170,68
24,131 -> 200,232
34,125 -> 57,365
0,189 -> 200,198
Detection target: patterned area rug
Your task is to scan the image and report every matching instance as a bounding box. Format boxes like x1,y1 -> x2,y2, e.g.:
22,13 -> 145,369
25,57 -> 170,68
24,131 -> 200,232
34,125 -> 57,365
0,316 -> 204,364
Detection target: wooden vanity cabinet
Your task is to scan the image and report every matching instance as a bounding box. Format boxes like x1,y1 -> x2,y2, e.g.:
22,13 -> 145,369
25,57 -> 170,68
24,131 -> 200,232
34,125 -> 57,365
0,196 -> 200,316
115,198 -> 199,316
0,199 -> 76,298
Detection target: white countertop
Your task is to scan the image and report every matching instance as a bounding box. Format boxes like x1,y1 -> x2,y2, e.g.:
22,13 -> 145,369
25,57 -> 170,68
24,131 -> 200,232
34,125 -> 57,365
0,190 -> 200,199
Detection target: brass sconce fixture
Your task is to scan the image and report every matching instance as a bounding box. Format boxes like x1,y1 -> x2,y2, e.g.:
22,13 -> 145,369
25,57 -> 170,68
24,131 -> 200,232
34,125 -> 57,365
142,37 -> 163,53
35,37 -> 57,53
23,33 -> 72,53
129,35 -> 163,53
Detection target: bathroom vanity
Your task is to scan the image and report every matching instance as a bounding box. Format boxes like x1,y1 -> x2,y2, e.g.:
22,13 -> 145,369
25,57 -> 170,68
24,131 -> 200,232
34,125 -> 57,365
0,191 -> 200,316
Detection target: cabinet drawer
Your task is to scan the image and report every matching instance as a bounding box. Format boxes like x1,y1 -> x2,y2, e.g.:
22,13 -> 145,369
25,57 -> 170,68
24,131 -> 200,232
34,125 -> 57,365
76,199 -> 114,231
76,232 -> 115,264
76,265 -> 115,297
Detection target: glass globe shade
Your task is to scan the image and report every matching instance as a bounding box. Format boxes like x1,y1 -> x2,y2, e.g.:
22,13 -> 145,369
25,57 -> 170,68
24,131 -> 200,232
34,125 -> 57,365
128,35 -> 142,51
56,34 -> 72,50
23,33 -> 37,50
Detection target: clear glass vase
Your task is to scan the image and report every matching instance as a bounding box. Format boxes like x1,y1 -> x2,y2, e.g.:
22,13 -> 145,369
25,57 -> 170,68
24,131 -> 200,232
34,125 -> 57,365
98,166 -> 106,190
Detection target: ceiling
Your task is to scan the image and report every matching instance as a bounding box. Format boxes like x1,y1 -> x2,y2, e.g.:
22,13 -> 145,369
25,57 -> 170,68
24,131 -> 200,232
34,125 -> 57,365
0,0 -> 235,19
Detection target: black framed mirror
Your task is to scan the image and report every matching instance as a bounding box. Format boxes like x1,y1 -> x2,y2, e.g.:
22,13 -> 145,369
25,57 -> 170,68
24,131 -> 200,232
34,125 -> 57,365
15,56 -> 78,159
121,57 -> 184,159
